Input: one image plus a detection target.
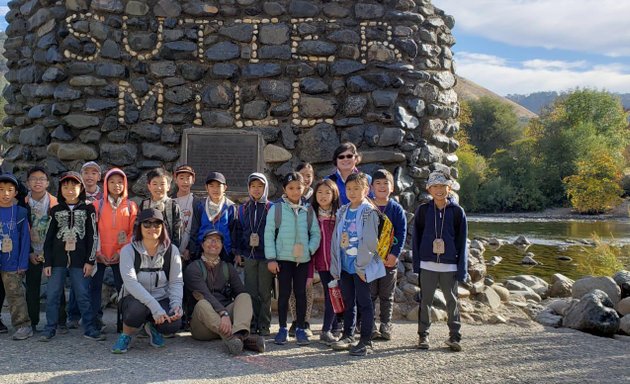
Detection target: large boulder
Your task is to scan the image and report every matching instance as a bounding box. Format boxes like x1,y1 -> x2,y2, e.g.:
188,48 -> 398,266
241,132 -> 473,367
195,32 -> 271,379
536,309 -> 563,328
549,273 -> 574,298
612,270 -> 630,299
572,276 -> 621,305
506,275 -> 549,298
563,289 -> 620,336
475,286 -> 501,310
615,297 -> 630,316
620,315 -> 630,335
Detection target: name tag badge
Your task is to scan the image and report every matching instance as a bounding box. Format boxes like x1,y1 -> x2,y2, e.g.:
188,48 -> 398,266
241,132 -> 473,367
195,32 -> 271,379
1,237 -> 13,253
65,239 -> 77,252
249,233 -> 260,247
341,232 -> 350,249
433,238 -> 445,255
117,231 -> 127,244
293,243 -> 304,257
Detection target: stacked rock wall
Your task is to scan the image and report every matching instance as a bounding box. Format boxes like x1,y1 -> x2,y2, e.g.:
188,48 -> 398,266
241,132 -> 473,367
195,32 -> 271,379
2,0 -> 459,206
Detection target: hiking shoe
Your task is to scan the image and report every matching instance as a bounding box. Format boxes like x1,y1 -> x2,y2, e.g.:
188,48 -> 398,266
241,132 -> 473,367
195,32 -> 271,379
137,327 -> 148,338
379,323 -> 393,341
445,337 -> 462,352
67,319 -> 80,329
274,327 -> 288,345
144,323 -> 165,348
224,336 -> 244,355
111,333 -> 131,354
12,326 -> 33,340
295,328 -> 310,346
331,336 -> 356,351
371,328 -> 382,340
39,330 -> 56,342
288,321 -> 297,337
417,335 -> 430,350
349,340 -> 373,356
304,322 -> 313,337
0,320 -> 8,333
84,331 -> 106,341
258,328 -> 271,337
57,324 -> 69,334
244,335 -> 266,353
319,331 -> 338,346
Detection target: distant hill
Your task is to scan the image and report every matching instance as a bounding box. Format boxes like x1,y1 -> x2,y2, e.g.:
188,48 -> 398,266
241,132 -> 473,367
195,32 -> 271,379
507,91 -> 630,114
0,32 -> 6,75
454,76 -> 538,122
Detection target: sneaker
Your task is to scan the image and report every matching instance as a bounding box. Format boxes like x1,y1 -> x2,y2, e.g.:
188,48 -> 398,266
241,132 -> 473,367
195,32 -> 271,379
445,337 -> 462,352
39,330 -> 56,342
331,336 -> 356,351
274,327 -> 288,345
295,328 -> 310,346
0,320 -> 8,334
371,328 -> 382,340
304,322 -> 313,338
84,331 -> 106,341
224,336 -> 244,355
57,325 -> 69,334
66,319 -> 80,329
12,326 -> 33,340
111,333 -> 131,354
288,321 -> 297,337
319,331 -> 338,346
144,323 -> 165,348
417,335 -> 430,350
258,328 -> 271,337
137,327 -> 148,338
379,323 -> 393,341
244,335 -> 266,353
349,340 -> 373,356
162,333 -> 175,339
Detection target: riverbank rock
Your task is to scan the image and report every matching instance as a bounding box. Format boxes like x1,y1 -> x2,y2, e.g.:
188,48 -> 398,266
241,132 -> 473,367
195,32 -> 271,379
521,255 -> 538,265
491,284 -> 510,302
536,308 -> 563,328
612,270 -> 630,299
563,289 -> 620,337
549,273 -> 574,298
507,275 -> 549,298
513,235 -> 531,246
486,256 -> 502,266
572,276 -> 621,305
620,315 -> 630,335
615,297 -> 630,316
475,286 -> 502,310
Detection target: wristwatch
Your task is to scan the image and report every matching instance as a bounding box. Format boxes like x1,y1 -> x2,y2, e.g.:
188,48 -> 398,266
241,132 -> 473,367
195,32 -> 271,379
220,311 -> 229,318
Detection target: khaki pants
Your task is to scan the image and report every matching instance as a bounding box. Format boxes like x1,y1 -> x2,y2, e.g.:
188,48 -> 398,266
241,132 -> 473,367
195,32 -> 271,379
1,271 -> 31,328
190,293 -> 253,341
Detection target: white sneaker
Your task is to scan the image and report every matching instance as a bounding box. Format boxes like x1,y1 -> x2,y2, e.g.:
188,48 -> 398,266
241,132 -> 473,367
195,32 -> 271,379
12,326 -> 33,340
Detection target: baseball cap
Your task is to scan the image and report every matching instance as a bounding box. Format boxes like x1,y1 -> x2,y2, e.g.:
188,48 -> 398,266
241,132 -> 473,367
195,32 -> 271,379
202,230 -> 224,242
60,171 -> 83,185
81,161 -> 102,174
0,173 -> 19,188
174,165 -> 195,177
137,208 -> 164,223
205,171 -> 226,185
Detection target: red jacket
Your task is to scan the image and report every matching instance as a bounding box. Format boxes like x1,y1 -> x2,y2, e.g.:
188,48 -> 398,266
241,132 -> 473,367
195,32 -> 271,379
94,168 -> 138,264
311,216 -> 336,272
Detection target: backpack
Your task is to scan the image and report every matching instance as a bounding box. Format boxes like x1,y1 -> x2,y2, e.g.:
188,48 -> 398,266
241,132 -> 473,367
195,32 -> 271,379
192,259 -> 231,297
361,207 -> 395,262
273,202 -> 315,240
133,245 -> 173,283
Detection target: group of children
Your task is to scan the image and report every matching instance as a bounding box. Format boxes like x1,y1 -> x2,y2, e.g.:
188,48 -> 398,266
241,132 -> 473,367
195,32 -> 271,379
0,144 -> 469,356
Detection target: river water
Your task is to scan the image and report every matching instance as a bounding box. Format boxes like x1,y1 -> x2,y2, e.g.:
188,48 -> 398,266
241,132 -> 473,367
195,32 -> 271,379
468,217 -> 630,282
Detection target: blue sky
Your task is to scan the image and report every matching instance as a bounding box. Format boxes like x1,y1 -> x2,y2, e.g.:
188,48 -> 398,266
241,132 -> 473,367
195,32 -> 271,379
433,0 -> 630,95
2,1 -> 629,96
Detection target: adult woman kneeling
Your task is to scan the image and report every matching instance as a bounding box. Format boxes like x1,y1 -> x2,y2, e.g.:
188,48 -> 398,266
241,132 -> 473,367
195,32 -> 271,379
112,208 -> 183,353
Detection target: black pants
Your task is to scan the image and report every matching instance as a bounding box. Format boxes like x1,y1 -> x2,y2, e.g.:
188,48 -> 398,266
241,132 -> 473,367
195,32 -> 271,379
121,296 -> 181,334
277,261 -> 308,329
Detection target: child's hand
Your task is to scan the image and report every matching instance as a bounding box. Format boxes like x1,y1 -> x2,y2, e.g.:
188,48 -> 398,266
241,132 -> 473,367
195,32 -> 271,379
111,253 -> 120,263
384,254 -> 398,268
29,253 -> 41,265
44,267 -> 52,277
234,255 -> 243,267
83,263 -> 94,277
267,261 -> 279,274
182,249 -> 190,261
357,272 -> 366,282
306,277 -> 313,288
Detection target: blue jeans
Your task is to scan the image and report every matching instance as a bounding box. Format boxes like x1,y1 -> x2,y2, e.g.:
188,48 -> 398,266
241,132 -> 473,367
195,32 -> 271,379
90,263 -> 123,323
340,271 -> 374,343
46,267 -> 96,335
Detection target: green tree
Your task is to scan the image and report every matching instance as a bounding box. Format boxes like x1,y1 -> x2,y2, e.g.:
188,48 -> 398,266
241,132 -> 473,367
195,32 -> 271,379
466,97 -> 523,158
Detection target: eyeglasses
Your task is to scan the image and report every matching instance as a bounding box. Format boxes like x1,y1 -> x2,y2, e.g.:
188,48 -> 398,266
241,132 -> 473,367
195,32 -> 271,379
141,221 -> 162,229
337,154 -> 355,160
28,177 -> 48,183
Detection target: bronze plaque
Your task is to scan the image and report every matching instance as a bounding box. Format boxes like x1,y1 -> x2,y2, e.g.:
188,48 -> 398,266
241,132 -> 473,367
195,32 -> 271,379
181,129 -> 263,194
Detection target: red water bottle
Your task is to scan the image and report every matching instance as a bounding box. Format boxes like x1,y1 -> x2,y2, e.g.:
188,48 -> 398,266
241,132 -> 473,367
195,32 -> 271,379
328,280 -> 345,314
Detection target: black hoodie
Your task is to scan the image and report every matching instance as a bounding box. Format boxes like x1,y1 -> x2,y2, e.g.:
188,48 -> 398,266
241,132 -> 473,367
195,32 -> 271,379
43,174 -> 97,268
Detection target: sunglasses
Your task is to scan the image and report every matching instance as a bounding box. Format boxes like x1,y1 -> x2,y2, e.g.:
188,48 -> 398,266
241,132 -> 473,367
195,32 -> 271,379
337,154 -> 355,160
141,220 -> 162,229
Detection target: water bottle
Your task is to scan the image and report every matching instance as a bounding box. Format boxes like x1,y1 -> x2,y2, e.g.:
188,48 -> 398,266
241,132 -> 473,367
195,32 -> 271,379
328,280 -> 345,314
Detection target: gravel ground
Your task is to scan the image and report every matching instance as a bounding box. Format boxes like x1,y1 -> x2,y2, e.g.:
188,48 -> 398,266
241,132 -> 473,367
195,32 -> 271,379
1,308 -> 629,384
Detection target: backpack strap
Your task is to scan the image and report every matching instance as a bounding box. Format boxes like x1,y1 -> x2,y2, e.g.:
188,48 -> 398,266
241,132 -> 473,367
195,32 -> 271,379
133,245 -> 173,286
195,258 -> 207,282
274,202 -> 282,240
238,203 -> 246,229
222,262 -> 229,285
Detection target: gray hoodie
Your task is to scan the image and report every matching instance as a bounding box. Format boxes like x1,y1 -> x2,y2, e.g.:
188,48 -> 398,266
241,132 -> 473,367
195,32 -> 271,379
120,240 -> 183,317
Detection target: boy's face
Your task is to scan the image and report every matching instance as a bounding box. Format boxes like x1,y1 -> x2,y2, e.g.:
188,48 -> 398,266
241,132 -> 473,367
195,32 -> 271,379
372,178 -> 393,201
175,173 -> 195,194
107,174 -> 125,198
205,181 -> 226,202
61,181 -> 82,203
28,171 -> 49,194
298,168 -> 314,189
428,184 -> 450,204
81,167 -> 100,188
248,179 -> 265,201
148,176 -> 170,200
0,183 -> 17,207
